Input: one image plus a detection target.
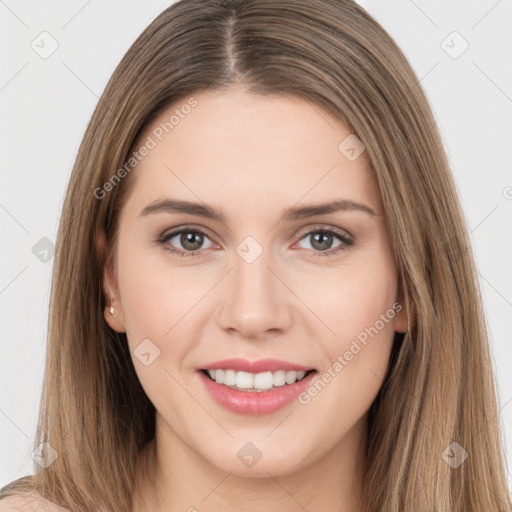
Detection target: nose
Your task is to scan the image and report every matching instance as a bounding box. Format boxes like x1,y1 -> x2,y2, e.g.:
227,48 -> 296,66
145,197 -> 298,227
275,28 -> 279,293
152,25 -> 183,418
216,248 -> 292,339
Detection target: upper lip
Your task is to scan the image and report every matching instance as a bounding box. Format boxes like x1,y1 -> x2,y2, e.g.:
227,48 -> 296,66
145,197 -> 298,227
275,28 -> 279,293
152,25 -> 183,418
198,358 -> 314,373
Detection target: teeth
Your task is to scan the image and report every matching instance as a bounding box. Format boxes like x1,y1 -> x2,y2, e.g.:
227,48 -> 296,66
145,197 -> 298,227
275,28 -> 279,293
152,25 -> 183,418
236,371 -> 254,389
285,371 -> 297,384
224,369 -> 236,386
205,369 -> 309,390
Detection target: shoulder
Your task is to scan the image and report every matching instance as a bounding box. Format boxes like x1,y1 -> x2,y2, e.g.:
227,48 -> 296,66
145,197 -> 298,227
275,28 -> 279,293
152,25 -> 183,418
0,491 -> 70,511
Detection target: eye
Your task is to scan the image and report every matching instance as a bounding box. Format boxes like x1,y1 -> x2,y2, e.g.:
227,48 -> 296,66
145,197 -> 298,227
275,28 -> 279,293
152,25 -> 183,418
156,228 -> 215,257
294,227 -> 354,257
155,225 -> 354,258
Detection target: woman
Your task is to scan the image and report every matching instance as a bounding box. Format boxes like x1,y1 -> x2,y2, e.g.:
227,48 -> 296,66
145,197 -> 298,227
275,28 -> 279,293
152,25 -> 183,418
1,0 -> 510,511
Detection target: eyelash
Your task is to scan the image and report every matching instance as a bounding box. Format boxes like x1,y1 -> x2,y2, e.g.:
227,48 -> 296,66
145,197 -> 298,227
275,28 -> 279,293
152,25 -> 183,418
154,225 -> 354,258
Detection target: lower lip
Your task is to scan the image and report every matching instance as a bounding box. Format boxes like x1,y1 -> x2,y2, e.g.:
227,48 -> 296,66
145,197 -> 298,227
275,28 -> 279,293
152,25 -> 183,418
198,370 -> 316,415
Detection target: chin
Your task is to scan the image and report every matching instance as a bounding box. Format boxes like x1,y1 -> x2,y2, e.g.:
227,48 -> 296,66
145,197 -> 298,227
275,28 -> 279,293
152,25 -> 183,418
203,443 -> 312,478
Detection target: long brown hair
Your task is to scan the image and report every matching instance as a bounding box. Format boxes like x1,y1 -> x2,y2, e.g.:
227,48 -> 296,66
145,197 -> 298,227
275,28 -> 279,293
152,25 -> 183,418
1,1 -> 510,510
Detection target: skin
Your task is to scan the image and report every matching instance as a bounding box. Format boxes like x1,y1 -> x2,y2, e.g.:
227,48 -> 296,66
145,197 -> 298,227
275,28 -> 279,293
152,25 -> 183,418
97,84 -> 408,512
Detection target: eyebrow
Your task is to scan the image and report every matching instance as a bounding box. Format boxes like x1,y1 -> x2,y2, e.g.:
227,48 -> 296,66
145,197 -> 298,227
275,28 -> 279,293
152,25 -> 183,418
139,198 -> 377,222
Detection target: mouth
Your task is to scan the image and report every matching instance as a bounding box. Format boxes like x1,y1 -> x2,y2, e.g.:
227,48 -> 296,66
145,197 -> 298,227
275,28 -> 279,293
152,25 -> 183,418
196,357 -> 318,415
200,368 -> 316,392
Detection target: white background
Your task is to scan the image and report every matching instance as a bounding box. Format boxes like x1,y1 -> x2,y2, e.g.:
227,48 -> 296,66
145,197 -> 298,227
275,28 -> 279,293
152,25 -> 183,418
1,0 -> 511,491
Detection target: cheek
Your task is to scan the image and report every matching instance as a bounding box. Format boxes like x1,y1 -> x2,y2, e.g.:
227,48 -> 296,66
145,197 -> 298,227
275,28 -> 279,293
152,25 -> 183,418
300,253 -> 399,418
293,264 -> 399,443
117,243 -> 209,338
115,249 -> 212,399
115,248 -> 205,414
306,259 -> 398,347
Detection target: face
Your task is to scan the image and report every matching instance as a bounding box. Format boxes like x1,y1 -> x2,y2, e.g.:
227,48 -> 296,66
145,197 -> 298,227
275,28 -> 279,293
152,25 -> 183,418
97,84 -> 407,478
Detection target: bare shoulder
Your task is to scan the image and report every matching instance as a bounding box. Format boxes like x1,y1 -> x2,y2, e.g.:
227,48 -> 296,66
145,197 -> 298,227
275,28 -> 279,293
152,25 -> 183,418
0,491 -> 71,511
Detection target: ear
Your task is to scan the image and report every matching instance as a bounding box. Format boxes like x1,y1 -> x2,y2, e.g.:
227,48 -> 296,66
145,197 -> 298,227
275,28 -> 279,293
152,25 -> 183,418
96,230 -> 126,333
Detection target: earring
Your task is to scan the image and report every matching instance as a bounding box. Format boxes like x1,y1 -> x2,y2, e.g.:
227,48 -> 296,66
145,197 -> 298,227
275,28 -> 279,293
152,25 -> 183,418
109,302 -> 115,315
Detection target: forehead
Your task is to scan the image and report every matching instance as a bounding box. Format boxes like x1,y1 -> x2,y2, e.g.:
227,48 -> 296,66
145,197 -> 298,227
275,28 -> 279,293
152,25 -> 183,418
124,87 -> 381,218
